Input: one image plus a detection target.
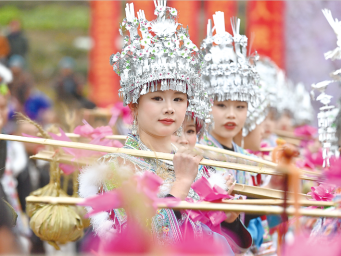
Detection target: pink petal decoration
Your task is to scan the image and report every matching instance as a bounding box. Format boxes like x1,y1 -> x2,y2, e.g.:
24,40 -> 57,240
74,120 -> 113,139
59,163 -> 76,175
307,183 -> 335,201
78,190 -> 123,216
191,176 -> 232,201
324,158 -> 341,187
294,125 -> 317,137
284,234 -> 341,256
109,102 -> 132,127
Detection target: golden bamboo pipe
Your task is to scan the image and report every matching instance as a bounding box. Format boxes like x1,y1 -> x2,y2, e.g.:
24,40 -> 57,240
0,134 -> 317,180
50,133 -> 320,177
25,196 -> 341,218
29,151 -> 314,200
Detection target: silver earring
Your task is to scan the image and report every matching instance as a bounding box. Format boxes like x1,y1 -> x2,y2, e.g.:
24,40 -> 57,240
241,136 -> 244,149
176,125 -> 183,137
132,116 -> 138,135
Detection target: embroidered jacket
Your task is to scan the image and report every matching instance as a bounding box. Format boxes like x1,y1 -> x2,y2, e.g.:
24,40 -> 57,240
199,134 -> 258,186
79,134 -> 252,254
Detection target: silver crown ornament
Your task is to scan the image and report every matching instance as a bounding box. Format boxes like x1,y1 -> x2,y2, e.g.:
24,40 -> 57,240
110,0 -> 203,106
200,12 -> 260,106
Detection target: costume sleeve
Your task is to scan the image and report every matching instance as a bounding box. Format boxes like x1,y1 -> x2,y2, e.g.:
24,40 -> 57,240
221,217 -> 253,254
79,157 -> 186,244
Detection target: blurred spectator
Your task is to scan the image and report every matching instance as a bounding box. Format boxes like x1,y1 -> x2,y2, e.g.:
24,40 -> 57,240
0,198 -> 19,254
54,57 -> 96,110
0,64 -> 31,253
24,90 -> 52,122
8,55 -> 34,111
0,29 -> 10,65
6,19 -> 29,60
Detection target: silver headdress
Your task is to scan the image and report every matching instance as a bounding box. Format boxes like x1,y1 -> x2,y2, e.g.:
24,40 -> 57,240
110,1 -> 203,105
256,57 -> 280,108
242,57 -> 281,137
293,83 -> 314,126
276,75 -> 295,117
186,92 -> 212,139
310,9 -> 341,166
200,12 -> 260,106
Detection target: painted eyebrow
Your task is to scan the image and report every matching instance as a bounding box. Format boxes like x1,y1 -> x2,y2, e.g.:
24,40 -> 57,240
186,124 -> 196,127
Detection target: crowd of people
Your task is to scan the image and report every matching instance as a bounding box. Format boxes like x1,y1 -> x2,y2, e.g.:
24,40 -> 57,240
0,3 -> 341,256
0,19 -> 97,254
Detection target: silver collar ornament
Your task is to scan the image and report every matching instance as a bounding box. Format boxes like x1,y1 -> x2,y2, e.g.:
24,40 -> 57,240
200,12 -> 260,106
110,0 -> 203,106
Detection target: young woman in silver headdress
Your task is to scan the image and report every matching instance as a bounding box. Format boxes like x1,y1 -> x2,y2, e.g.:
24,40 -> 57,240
79,2 -> 252,254
199,12 -> 261,186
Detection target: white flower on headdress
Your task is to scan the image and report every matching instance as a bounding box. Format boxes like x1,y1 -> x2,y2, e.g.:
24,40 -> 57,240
111,52 -> 121,64
136,50 -> 144,60
178,33 -> 188,41
140,38 -> 151,47
168,51 -> 176,58
164,41 -> 174,48
154,6 -> 166,16
150,19 -> 178,37
184,38 -> 193,48
178,49 -> 189,58
173,38 -> 180,49
213,36 -> 222,45
169,8 -> 177,16
204,54 -> 212,62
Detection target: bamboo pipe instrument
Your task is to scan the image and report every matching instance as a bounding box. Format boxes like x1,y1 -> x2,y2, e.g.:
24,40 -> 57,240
48,133 -> 320,177
221,199 -> 335,207
30,151 -> 313,201
274,129 -> 311,141
25,196 -> 341,218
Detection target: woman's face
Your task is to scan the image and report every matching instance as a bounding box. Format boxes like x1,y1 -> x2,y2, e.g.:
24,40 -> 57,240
171,117 -> 197,148
244,121 -> 265,151
136,85 -> 188,137
211,100 -> 248,139
276,111 -> 293,132
263,110 -> 276,139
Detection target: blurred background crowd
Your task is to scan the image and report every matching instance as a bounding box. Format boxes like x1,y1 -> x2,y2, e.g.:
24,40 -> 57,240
0,1 -> 340,255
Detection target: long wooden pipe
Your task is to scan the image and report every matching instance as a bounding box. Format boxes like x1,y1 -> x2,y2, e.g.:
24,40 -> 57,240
0,134 -> 317,180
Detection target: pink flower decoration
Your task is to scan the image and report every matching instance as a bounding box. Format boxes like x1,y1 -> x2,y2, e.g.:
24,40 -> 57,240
79,171 -> 180,215
305,147 -> 324,167
59,163 -> 76,175
307,183 -> 335,201
109,102 -> 132,126
191,176 -> 232,201
74,120 -> 113,139
79,190 -> 123,216
294,125 -> 317,137
324,157 -> 341,187
284,234 -> 341,256
182,177 -> 233,234
49,128 -> 123,174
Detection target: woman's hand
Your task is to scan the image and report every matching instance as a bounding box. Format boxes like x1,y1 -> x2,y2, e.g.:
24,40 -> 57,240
224,173 -> 239,223
170,145 -> 203,200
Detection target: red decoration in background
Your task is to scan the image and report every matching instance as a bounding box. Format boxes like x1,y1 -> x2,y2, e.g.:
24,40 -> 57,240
246,1 -> 286,69
167,1 -> 201,46
88,1 -> 121,108
204,1 -> 237,36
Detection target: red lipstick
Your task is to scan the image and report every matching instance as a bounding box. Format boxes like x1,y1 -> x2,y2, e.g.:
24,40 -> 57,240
159,118 -> 175,125
224,122 -> 237,130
